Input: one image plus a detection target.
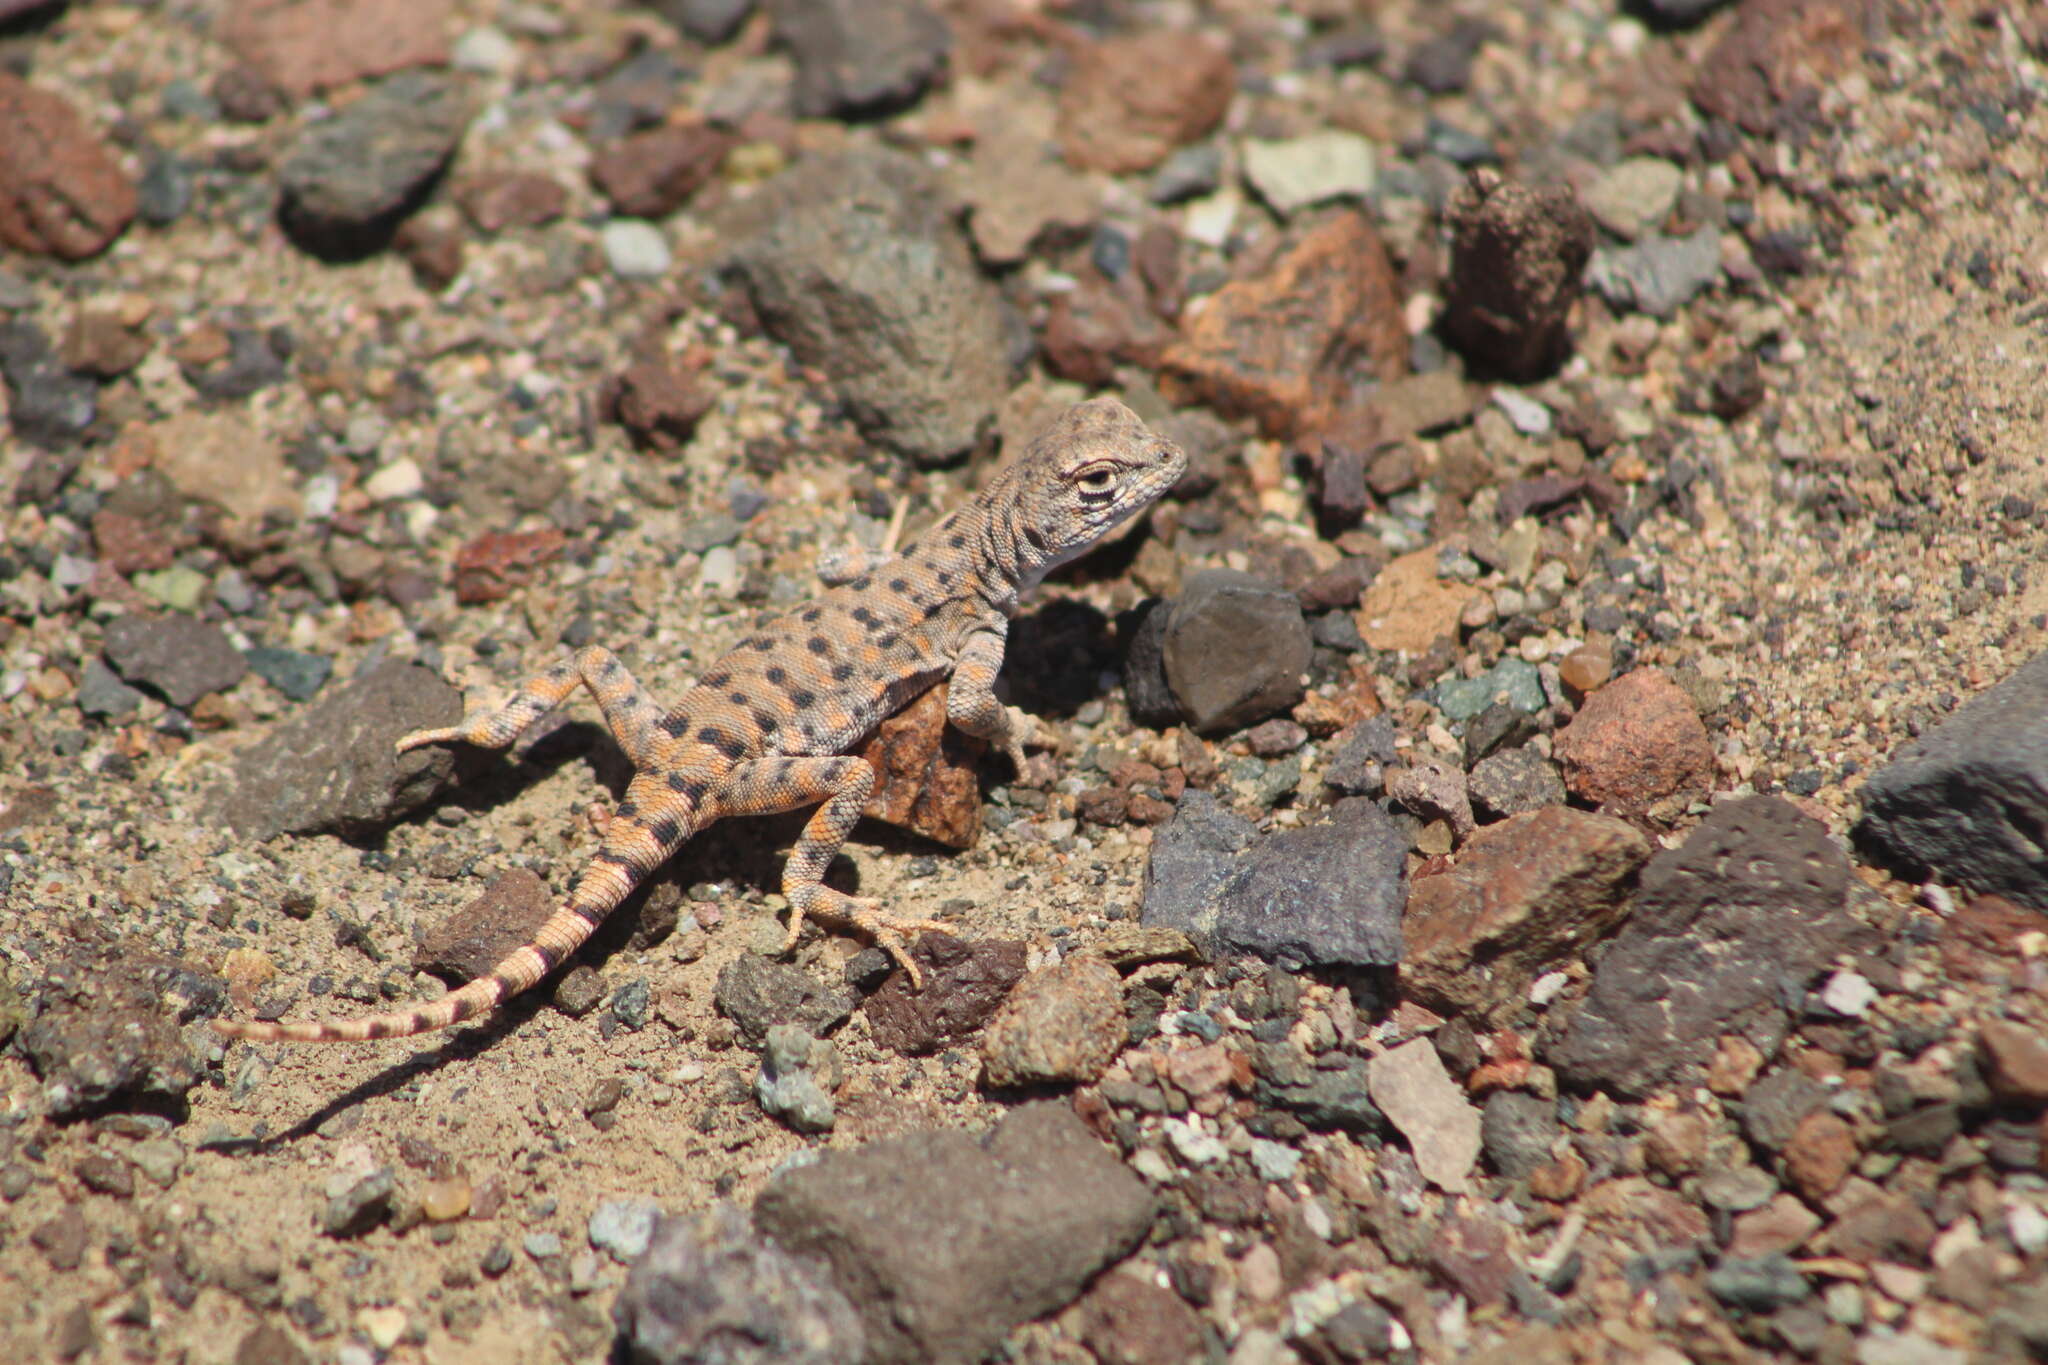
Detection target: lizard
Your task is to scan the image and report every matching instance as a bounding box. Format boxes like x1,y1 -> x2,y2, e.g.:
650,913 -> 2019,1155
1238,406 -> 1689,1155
212,397 -> 1187,1043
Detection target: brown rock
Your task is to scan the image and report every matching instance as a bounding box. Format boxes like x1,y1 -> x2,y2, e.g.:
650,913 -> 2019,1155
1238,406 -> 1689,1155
1160,212 -> 1405,441
0,73 -> 139,260
1692,0 -> 1874,136
1557,640 -> 1612,698
606,355 -> 714,453
394,205 -> 465,291
981,955 -> 1126,1088
1164,1043 -> 1239,1100
590,124 -> 732,219
220,0 -> 455,99
1354,549 -> 1479,656
414,869 -> 556,985
865,936 -> 1028,1056
1040,274 -> 1166,389
1941,894 -> 2044,983
1074,1270 -> 1207,1365
456,173 -> 567,233
1526,1152 -> 1585,1202
31,1205 -> 88,1270
1550,667 -> 1715,808
963,127 -> 1098,265
1642,1109 -> 1708,1177
1439,170 -> 1593,382
1823,1191 -> 1937,1265
1728,1192 -> 1821,1259
857,683 -> 983,850
1057,32 -> 1234,174
92,509 -> 177,575
1979,1018 -> 2048,1105
1401,806 -> 1648,1025
1782,1109 -> 1857,1199
451,528 -> 566,605
62,307 -> 152,377
150,408 -> 302,551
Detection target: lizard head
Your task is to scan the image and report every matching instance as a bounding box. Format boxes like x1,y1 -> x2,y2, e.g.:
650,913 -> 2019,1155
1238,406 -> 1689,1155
1014,397 -> 1188,574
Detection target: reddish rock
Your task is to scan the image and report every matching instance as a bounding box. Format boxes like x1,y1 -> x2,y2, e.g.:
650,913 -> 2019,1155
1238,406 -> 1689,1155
414,869 -> 556,984
1823,1191 -> 1937,1265
1781,1109 -> 1857,1199
456,173 -> 567,232
590,124 -> 732,220
394,206 -> 465,291
220,0 -> 455,99
1691,0 -> 1874,136
605,355 -> 714,453
1439,170 -> 1592,382
1057,32 -> 1234,174
1550,667 -> 1715,808
1728,1193 -> 1821,1259
0,73 -> 138,260
865,936 -> 1028,1056
451,527 -> 566,605
1161,213 -> 1406,441
981,955 -> 1126,1088
857,683 -> 983,850
1642,1109 -> 1708,1177
1040,274 -> 1167,389
1980,1018 -> 2048,1105
1941,894 -> 2044,983
1074,1271 -> 1207,1365
92,509 -> 176,575
1400,806 -> 1648,1026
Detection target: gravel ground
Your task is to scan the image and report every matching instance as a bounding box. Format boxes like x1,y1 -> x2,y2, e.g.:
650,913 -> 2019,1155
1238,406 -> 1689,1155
2,1 -> 2047,1363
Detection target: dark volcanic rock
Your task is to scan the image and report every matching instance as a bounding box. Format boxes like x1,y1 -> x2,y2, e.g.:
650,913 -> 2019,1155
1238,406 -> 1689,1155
615,1202 -> 867,1365
1855,648 -> 2048,911
1143,792 -> 1404,969
414,869 -> 557,985
865,936 -> 1027,1056
103,614 -> 249,709
1439,169 -> 1593,381
1549,796 -> 1865,1097
753,1102 -> 1153,1365
717,148 -> 1010,464
0,319 -> 97,450
772,0 -> 949,120
209,659 -> 469,841
277,70 -> 473,258
20,938 -> 224,1117
1156,570 -> 1312,734
714,956 -> 855,1047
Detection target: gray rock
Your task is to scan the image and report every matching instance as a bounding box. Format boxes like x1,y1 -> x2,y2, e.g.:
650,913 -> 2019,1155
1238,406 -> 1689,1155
277,70 -> 474,258
209,660 -> 469,841
102,613 -> 248,709
1324,715 -> 1397,795
1740,1069 -> 1828,1152
589,1196 -> 663,1263
1699,1164 -> 1778,1213
772,0 -> 948,120
181,326 -> 286,401
1149,142 -> 1223,205
0,319 -> 95,450
77,657 -> 145,718
1855,648 -> 2048,911
1434,658 -> 1544,721
717,148 -> 1010,464
1143,792 -> 1404,970
1119,600 -> 1180,729
322,1168 -> 395,1238
1549,796 -> 1866,1097
755,1024 -> 837,1132
1257,1057 -> 1384,1135
601,219 -> 671,280
654,0 -> 757,44
243,645 -> 331,702
1705,1255 -> 1811,1313
714,956 -> 854,1047
1581,157 -> 1683,241
614,1202 -> 866,1365
1158,570 -> 1312,734
1468,744 -> 1567,820
752,1102 -> 1153,1365
1480,1091 -> 1558,1179
19,940 -> 222,1117
1586,225 -> 1722,318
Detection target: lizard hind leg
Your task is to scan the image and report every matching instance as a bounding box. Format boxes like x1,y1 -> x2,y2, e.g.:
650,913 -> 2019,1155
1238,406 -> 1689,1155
397,646 -> 665,767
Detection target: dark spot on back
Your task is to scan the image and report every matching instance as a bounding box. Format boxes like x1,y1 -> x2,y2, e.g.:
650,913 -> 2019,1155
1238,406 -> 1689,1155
697,726 -> 747,759
766,666 -> 787,685
789,688 -> 816,710
831,662 -> 856,682
877,634 -> 899,651
851,576 -> 871,592
807,636 -> 831,655
648,817 -> 681,845
888,577 -> 909,595
949,532 -> 967,549
746,637 -> 774,652
1023,525 -> 1048,552
802,607 -> 823,624
702,672 -> 731,689
728,691 -> 748,707
660,713 -> 691,737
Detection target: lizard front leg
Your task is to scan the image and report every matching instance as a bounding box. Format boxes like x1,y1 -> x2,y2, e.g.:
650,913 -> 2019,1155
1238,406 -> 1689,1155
706,756 -> 953,987
947,626 -> 1038,773
397,646 -> 664,767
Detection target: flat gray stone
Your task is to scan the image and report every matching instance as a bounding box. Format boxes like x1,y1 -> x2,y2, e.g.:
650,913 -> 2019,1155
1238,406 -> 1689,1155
1158,570 -> 1311,734
773,0 -> 948,119
103,614 -> 248,709
277,70 -> 473,257
1855,648 -> 2048,911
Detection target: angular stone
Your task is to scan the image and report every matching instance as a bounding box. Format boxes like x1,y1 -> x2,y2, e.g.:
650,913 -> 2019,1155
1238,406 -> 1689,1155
1074,1271 -> 1207,1365
209,660 -> 469,841
589,123 -> 731,219
1468,744 -> 1568,820
414,869 -> 556,985
1356,549 -> 1481,656
1158,571 -> 1311,734
1370,1038 -> 1482,1193
773,0 -> 948,120
1160,213 -> 1405,441
102,615 -> 249,709
753,1102 -> 1153,1365
277,70 -> 473,257
1855,648 -> 2048,912
856,682 -> 983,850
1143,793 -> 1404,970
1691,0 -> 1873,136
1551,667 -> 1715,807
1979,1018 -> 2048,1104
0,72 -> 138,260
19,940 -> 222,1117
717,148 -> 1009,465
865,936 -> 1027,1056
714,956 -> 855,1048
1549,796 -> 1864,1097
981,955 -> 1125,1088
1439,170 -> 1593,381
1057,32 -> 1234,174
221,0 -> 455,98
1401,807 -> 1649,1026
149,408 -> 302,548
614,1203 -> 867,1365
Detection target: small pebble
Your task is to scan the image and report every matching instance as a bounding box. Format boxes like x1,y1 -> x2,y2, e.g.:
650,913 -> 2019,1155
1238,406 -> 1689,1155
602,221 -> 672,279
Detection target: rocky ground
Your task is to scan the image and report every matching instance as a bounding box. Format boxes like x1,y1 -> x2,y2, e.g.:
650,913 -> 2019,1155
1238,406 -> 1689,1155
2,0 -> 2047,1361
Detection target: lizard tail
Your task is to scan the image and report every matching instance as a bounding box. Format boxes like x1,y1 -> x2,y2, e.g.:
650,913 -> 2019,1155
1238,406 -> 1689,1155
213,780 -> 700,1043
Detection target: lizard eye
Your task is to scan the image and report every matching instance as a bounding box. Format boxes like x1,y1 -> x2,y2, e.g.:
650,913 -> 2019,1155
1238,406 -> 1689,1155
1074,464 -> 1119,499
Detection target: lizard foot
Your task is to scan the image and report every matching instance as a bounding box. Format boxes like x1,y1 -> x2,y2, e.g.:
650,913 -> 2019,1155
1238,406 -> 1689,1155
783,887 -> 956,990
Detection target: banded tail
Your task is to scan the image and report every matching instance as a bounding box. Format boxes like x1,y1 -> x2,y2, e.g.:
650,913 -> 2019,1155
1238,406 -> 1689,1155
212,773 -> 698,1043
